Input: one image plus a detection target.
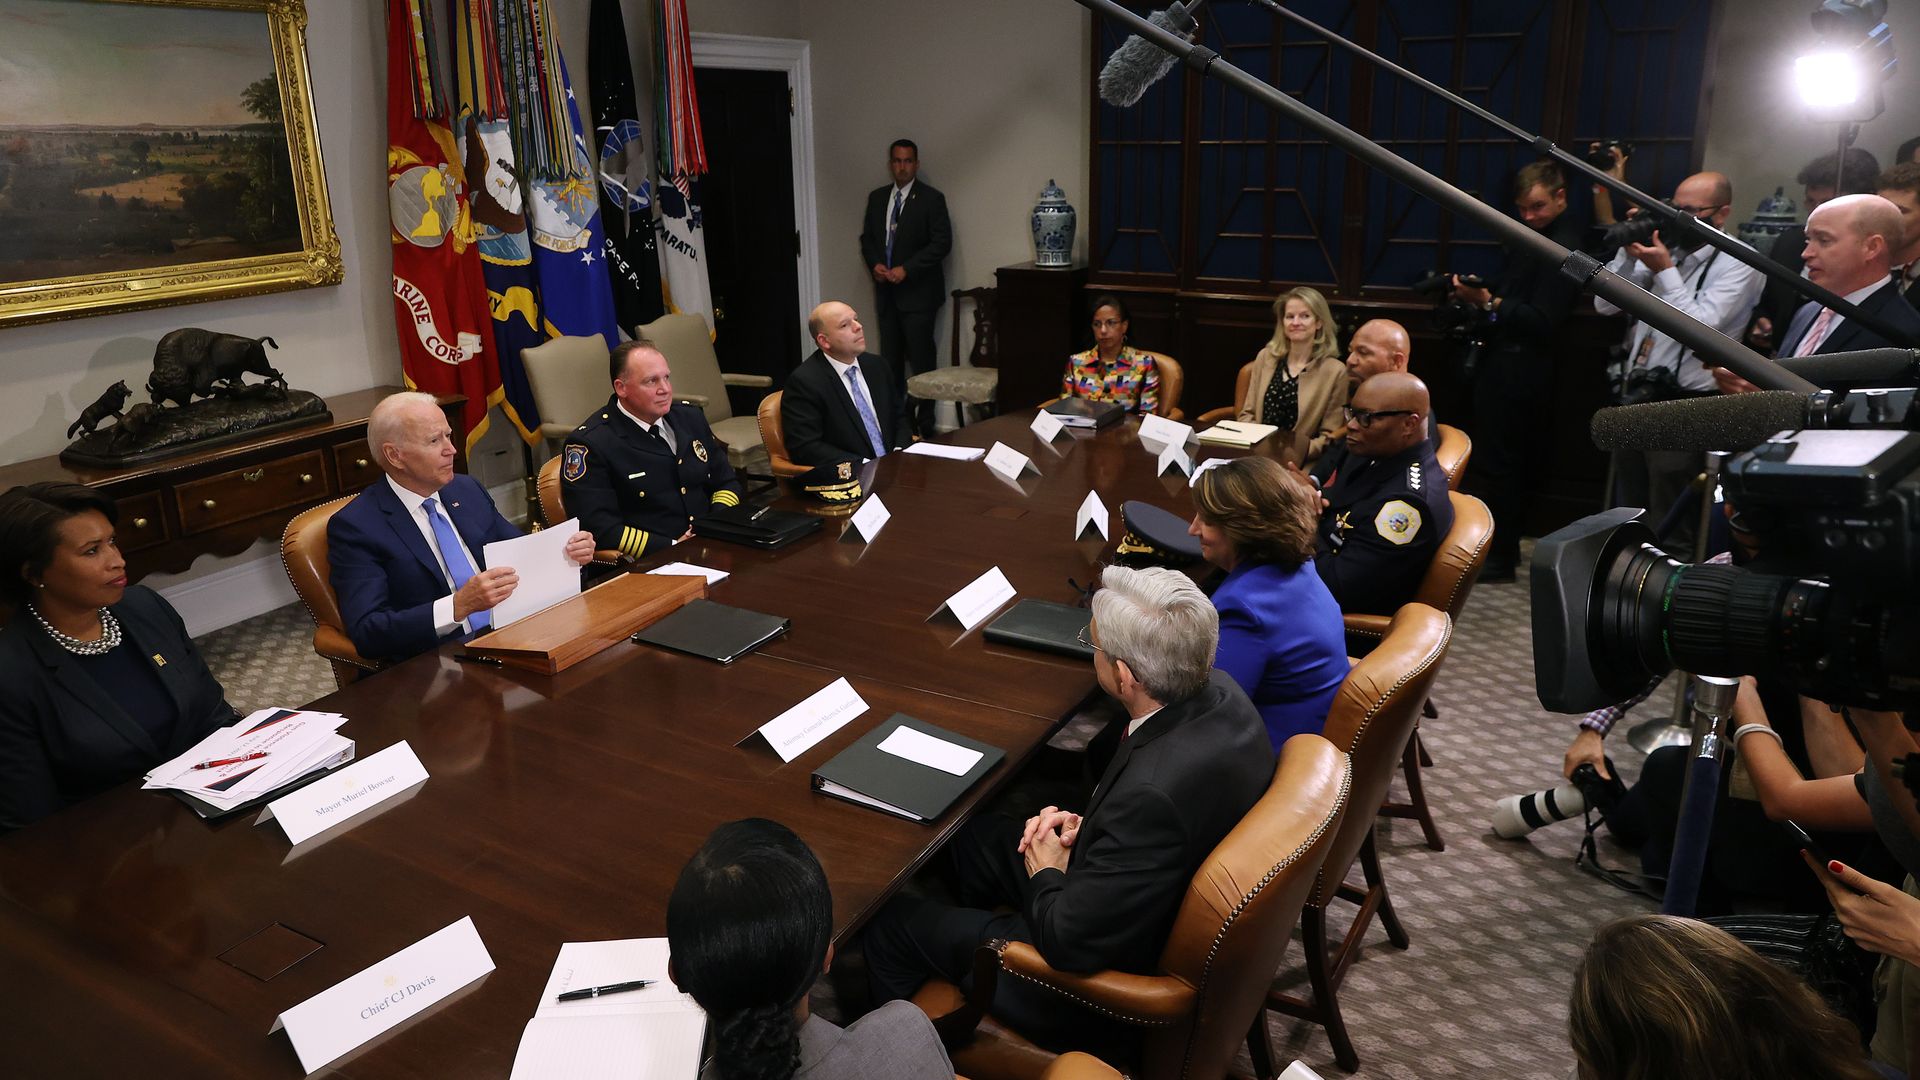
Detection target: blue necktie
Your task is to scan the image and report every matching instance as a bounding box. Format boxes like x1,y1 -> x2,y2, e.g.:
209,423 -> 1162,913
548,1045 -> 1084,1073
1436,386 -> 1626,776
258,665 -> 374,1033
423,496 -> 488,631
886,189 -> 903,266
844,367 -> 887,458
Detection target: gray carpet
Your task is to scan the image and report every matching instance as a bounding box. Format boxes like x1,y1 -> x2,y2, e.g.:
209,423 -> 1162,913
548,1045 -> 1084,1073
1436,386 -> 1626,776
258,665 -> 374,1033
197,543 -> 1666,1079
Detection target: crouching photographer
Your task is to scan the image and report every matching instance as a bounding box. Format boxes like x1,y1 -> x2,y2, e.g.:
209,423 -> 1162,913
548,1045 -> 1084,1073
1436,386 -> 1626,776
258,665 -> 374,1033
1448,160 -> 1588,582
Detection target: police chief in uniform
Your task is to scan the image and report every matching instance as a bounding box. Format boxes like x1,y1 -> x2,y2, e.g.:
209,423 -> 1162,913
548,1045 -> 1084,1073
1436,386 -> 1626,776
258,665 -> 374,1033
562,340 -> 742,559
1306,372 -> 1453,616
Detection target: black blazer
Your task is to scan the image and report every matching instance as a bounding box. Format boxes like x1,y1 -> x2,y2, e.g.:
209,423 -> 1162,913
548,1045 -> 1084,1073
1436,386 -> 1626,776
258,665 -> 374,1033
1776,278 -> 1920,357
860,181 -> 952,313
780,350 -> 912,466
0,585 -> 236,832
1017,670 -> 1272,975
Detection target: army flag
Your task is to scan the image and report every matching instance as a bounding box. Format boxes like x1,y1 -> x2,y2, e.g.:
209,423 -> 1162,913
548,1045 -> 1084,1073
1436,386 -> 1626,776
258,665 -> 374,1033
589,0 -> 665,330
386,0 -> 501,450
653,0 -> 714,332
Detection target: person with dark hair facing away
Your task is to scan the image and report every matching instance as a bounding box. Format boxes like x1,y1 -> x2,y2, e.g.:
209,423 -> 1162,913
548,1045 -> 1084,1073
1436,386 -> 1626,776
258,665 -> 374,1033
667,818 -> 951,1080
1749,146 -> 1884,353
0,482 -> 238,832
1568,914 -> 1883,1080
860,138 -> 951,438
1060,294 -> 1160,415
1188,457 -> 1346,751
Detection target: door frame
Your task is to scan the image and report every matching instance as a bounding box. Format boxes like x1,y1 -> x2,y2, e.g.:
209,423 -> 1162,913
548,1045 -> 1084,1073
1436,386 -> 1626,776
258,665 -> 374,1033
691,32 -> 819,365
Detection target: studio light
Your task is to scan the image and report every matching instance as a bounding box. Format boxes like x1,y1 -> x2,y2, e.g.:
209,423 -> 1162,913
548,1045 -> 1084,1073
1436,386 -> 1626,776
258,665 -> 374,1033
1795,0 -> 1897,122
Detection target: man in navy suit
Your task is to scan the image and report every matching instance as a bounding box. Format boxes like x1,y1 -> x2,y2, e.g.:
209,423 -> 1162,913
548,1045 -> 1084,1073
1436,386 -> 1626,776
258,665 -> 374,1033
1714,194 -> 1920,394
328,392 -> 594,663
860,139 -> 951,437
780,301 -> 913,467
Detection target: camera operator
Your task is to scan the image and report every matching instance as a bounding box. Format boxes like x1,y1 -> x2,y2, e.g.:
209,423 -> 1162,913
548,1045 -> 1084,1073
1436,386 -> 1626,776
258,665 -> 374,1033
1747,148 -> 1883,354
1589,161 -> 1763,547
1450,160 -> 1587,582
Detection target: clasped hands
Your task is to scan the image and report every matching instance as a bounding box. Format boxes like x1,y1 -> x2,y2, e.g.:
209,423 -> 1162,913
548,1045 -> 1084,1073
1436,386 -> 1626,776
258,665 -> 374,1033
451,530 -> 596,621
870,262 -> 906,285
1018,804 -> 1081,877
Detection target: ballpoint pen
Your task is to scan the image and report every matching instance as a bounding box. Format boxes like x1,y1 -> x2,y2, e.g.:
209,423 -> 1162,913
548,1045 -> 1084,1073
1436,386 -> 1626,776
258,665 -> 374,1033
191,751 -> 269,770
556,979 -> 653,1002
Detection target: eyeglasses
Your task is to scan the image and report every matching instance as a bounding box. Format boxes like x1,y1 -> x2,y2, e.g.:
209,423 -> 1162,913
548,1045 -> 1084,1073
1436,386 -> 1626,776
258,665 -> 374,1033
1075,624 -> 1106,656
1343,406 -> 1419,427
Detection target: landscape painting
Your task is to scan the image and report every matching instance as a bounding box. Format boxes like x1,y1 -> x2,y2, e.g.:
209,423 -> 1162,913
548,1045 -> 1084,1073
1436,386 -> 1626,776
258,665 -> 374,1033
0,0 -> 339,328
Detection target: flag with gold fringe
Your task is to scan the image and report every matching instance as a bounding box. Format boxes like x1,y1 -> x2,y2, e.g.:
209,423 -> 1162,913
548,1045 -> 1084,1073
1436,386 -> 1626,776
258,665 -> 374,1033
653,0 -> 713,332
386,0 -> 501,451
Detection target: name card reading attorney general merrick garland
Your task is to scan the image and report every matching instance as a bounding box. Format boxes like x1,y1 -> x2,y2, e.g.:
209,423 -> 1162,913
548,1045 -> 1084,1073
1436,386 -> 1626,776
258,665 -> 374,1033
751,677 -> 871,763
932,567 -> 1018,632
258,741 -> 429,845
271,916 -> 494,1075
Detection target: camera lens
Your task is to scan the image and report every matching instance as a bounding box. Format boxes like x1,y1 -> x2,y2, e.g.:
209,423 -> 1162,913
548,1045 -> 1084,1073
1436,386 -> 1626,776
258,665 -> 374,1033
1596,541 -> 1831,684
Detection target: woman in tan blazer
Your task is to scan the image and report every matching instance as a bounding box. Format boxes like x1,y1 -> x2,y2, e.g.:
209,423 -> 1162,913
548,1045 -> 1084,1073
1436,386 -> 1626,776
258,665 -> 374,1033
1237,286 -> 1348,465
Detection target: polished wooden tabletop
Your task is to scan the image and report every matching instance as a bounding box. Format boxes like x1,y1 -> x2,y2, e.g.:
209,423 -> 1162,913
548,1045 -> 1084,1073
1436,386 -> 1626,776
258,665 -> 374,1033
0,410 -> 1288,1077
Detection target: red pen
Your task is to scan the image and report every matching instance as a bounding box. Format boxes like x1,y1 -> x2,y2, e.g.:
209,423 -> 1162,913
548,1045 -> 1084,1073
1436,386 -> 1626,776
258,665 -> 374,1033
191,751 -> 269,771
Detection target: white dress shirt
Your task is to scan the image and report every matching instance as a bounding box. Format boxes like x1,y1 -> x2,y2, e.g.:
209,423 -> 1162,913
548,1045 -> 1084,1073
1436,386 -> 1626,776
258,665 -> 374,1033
616,400 -> 677,453
385,474 -> 482,637
1592,229 -> 1764,391
825,353 -> 881,460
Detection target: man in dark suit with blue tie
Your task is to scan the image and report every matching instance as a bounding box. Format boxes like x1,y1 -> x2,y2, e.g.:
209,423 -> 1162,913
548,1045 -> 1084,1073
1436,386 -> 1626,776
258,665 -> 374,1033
861,139 -> 951,438
780,301 -> 913,467
327,392 -> 594,663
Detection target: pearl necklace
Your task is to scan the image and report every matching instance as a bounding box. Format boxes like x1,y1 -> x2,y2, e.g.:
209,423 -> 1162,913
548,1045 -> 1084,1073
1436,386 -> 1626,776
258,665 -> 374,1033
30,605 -> 122,657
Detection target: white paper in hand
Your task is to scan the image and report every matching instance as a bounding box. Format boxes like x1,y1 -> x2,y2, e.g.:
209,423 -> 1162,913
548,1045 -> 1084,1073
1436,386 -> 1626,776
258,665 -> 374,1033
1075,490 -> 1111,539
482,518 -> 583,628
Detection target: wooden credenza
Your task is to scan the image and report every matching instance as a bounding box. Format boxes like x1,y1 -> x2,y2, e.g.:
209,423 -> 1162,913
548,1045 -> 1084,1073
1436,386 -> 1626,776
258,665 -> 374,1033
0,387 -> 465,582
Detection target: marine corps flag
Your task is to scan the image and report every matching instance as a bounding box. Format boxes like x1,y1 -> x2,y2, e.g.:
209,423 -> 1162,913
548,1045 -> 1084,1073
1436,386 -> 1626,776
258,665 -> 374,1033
386,0 -> 501,450
589,0 -> 665,329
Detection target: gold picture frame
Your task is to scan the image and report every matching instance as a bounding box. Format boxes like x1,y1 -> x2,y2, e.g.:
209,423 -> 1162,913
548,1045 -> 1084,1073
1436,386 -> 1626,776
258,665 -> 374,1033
0,0 -> 340,328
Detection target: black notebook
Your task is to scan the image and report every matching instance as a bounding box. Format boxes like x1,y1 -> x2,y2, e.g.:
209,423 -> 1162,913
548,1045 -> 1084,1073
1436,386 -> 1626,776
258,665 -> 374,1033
632,599 -> 790,663
694,504 -> 822,548
1043,397 -> 1125,429
811,714 -> 1005,822
983,599 -> 1094,660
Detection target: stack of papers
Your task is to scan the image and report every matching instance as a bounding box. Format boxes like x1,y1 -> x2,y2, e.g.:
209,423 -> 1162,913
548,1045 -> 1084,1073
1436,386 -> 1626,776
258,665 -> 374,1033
510,939 -> 706,1080
1197,420 -> 1279,447
901,441 -> 986,461
143,708 -> 354,815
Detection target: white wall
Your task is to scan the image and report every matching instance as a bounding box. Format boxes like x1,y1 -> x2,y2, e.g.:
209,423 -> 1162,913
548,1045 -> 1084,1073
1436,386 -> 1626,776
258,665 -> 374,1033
1702,0 -> 1918,218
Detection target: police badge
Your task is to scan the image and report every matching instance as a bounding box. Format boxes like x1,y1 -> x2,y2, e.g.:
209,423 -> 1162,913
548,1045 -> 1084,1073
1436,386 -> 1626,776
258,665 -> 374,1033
562,444 -> 589,482
691,439 -> 709,463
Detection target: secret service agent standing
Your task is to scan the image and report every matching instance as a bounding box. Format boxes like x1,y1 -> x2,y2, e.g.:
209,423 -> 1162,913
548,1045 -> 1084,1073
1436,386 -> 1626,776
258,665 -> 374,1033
1306,372 -> 1454,616
562,341 -> 742,560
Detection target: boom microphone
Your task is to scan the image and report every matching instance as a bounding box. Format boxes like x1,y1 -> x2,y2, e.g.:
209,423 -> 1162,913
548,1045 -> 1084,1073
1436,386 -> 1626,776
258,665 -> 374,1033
1097,0 -> 1206,107
1776,348 -> 1920,390
1590,392 -> 1810,452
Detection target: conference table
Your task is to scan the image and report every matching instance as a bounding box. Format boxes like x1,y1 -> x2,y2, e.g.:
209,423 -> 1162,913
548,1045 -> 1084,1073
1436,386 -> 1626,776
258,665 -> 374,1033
0,410 -> 1293,1078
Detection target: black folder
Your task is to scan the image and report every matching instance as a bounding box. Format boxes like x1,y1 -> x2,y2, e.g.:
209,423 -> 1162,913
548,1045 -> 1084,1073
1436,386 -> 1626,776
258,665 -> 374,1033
1043,397 -> 1125,429
811,714 -> 1005,822
694,504 -> 822,548
983,599 -> 1094,660
631,599 -> 790,664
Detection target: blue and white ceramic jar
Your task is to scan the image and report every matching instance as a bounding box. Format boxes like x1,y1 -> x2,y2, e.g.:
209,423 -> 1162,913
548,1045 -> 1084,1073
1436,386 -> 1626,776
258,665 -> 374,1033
1738,186 -> 1800,251
1031,179 -> 1076,268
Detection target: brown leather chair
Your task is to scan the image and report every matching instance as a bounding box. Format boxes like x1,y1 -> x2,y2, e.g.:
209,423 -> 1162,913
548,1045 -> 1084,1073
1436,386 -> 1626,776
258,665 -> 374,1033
756,390 -> 811,478
913,733 -> 1353,1080
1143,351 -> 1185,420
1341,490 -> 1493,852
280,496 -> 383,690
1432,423 -> 1471,487
533,456 -> 624,564
1265,603 -> 1453,1072
1196,361 -> 1256,425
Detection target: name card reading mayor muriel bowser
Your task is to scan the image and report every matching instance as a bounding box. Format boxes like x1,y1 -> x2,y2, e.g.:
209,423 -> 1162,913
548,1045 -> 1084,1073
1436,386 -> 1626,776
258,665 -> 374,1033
258,741 -> 429,845
271,916 -> 494,1074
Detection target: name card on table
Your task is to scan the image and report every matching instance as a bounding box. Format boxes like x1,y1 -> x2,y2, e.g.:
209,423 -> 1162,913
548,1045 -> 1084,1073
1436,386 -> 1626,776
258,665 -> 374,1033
754,677 -> 870,763
983,442 -> 1037,483
1139,413 -> 1194,447
1156,439 -> 1193,478
1075,491 -> 1111,540
1029,409 -> 1068,443
848,493 -> 891,542
258,741 -> 429,845
933,567 -> 1018,631
270,916 -> 494,1075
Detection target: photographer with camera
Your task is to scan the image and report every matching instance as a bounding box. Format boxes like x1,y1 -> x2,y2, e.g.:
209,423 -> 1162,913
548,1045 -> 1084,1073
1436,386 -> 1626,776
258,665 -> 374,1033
1589,155 -> 1764,546
1449,160 -> 1587,582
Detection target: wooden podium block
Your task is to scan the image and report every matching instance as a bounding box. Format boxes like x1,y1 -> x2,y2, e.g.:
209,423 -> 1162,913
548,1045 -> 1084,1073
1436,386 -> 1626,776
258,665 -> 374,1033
463,572 -> 706,675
